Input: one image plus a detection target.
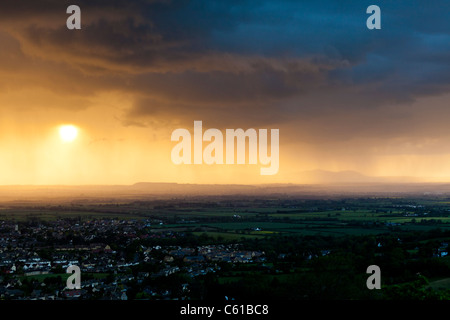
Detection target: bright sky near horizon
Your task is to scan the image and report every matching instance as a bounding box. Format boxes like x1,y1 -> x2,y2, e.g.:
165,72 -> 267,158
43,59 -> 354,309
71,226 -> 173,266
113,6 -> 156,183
0,0 -> 449,185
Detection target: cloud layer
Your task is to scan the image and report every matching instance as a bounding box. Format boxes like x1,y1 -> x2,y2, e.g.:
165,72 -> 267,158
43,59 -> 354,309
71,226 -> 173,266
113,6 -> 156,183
0,0 -> 449,183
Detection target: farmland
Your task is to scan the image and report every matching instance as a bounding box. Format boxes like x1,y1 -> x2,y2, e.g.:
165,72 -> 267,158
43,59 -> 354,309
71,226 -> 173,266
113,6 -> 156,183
4,192 -> 450,300
3,195 -> 450,239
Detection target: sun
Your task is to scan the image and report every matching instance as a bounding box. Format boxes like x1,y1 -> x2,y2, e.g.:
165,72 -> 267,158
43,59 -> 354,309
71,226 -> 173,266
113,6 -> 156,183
59,125 -> 78,142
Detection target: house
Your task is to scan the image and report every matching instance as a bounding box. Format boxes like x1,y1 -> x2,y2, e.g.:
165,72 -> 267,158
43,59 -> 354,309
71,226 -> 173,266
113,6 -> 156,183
163,255 -> 174,263
63,289 -> 85,299
183,255 -> 205,263
5,288 -> 24,298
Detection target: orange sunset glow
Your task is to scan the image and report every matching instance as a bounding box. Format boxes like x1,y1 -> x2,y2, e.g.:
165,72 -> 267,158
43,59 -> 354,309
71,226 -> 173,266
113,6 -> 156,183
0,1 -> 449,186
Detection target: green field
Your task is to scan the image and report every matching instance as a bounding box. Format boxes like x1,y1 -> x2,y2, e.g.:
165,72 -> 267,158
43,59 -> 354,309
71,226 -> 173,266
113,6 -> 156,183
428,278 -> 450,290
192,231 -> 267,240
0,209 -> 145,221
4,197 -> 450,240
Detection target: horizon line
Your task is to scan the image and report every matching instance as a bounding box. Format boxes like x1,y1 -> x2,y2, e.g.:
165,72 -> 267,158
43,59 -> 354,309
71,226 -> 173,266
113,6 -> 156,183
1,181 -> 450,187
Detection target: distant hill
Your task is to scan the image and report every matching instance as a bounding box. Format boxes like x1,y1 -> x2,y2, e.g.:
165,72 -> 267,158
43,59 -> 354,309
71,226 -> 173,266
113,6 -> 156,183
295,170 -> 423,184
0,172 -> 448,204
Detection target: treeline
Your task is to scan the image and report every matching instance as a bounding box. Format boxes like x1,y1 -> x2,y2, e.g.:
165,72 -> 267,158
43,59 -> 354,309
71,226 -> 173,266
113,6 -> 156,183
194,229 -> 450,300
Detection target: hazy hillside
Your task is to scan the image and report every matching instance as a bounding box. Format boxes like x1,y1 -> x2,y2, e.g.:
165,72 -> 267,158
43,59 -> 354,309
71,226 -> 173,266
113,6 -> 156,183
0,175 -> 450,204
295,170 -> 423,184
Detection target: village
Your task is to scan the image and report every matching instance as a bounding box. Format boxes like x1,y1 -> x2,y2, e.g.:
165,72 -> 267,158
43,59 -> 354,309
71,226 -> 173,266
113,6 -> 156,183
0,218 -> 265,300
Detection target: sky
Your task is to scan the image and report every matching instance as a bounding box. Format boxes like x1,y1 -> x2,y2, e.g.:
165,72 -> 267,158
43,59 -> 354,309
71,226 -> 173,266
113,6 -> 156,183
0,0 -> 449,185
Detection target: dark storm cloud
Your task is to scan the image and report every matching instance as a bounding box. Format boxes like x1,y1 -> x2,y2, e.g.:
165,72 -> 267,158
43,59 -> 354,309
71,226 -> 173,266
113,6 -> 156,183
0,0 -> 449,141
